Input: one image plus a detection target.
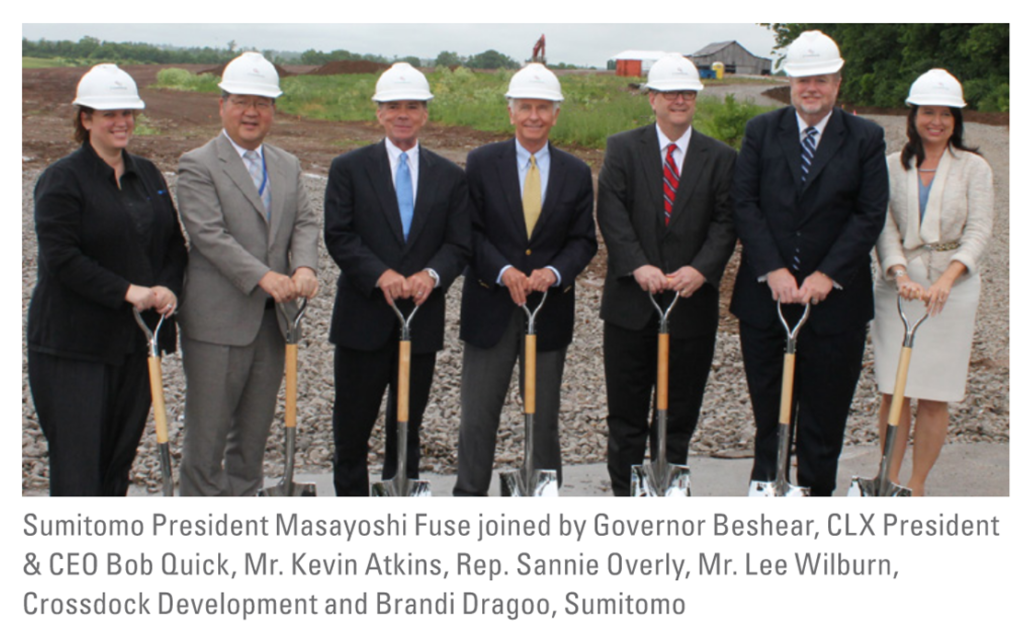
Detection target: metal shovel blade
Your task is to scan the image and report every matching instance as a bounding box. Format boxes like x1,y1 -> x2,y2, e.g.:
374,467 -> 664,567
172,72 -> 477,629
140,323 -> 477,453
847,476 -> 912,498
258,428 -> 317,497
630,461 -> 691,497
499,468 -> 559,497
748,478 -> 810,497
371,476 -> 432,498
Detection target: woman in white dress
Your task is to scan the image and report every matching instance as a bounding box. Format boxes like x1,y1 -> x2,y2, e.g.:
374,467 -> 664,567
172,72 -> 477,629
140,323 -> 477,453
871,69 -> 993,496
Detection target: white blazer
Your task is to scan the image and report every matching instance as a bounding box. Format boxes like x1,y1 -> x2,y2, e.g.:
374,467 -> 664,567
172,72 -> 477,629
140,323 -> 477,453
876,148 -> 993,282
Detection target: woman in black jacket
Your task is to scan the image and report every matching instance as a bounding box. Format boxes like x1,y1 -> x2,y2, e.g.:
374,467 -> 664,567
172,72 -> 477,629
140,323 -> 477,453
28,64 -> 187,495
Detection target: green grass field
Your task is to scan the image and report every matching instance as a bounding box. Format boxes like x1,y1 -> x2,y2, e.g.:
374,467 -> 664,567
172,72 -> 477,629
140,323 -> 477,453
154,67 -> 772,150
23,57 -> 69,68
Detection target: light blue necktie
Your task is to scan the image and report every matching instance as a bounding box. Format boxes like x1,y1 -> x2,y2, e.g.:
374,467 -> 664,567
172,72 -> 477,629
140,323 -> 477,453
396,152 -> 414,240
243,150 -> 271,220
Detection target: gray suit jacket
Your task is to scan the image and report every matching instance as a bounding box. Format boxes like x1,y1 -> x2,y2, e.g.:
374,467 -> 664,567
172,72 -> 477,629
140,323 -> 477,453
176,134 -> 319,345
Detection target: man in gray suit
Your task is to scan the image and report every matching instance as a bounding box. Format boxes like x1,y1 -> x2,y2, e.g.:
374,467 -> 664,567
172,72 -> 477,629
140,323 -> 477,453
176,52 -> 320,496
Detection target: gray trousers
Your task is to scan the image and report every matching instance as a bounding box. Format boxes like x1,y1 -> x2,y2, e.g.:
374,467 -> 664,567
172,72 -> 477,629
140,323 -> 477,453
453,315 -> 566,496
179,308 -> 285,496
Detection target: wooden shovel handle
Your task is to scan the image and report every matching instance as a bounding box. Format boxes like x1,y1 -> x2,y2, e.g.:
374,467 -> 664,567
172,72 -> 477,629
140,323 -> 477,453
524,334 -> 537,415
656,333 -> 669,411
285,343 -> 298,429
147,356 -> 169,445
778,352 -> 796,425
397,340 -> 411,423
887,346 -> 913,427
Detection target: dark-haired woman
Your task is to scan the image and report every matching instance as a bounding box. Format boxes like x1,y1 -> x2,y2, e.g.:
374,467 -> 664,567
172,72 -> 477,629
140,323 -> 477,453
28,64 -> 187,495
871,69 -> 993,496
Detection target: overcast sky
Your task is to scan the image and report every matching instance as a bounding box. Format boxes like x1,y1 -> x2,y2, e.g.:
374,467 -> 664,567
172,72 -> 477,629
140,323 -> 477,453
22,23 -> 780,68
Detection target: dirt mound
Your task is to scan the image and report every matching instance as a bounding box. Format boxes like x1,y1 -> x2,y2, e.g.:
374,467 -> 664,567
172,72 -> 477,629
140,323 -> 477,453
308,60 -> 390,76
199,61 -> 295,78
762,85 -> 1009,126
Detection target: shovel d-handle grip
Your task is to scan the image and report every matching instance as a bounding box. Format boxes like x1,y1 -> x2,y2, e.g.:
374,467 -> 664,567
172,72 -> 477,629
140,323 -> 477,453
777,352 -> 796,425
887,346 -> 913,427
657,333 -> 669,411
397,340 -> 411,423
285,343 -> 298,429
524,334 -> 537,415
147,356 -> 169,445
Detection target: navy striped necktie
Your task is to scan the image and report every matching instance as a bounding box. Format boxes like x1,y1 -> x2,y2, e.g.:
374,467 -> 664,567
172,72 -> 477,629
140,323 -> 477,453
801,126 -> 818,183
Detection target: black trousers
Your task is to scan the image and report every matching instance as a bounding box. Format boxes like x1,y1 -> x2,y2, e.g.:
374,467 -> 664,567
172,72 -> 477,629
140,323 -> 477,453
331,340 -> 436,497
603,318 -> 716,496
740,320 -> 867,496
28,349 -> 151,496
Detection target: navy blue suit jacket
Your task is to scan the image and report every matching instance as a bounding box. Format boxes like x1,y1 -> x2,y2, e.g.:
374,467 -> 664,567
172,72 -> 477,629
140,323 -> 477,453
459,139 -> 596,351
729,106 -> 888,334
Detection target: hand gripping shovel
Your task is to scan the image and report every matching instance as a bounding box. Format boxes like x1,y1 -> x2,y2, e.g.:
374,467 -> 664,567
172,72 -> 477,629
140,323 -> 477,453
133,308 -> 175,497
371,300 -> 431,497
500,291 -> 558,497
848,296 -> 927,497
749,301 -> 812,497
258,299 -> 317,497
630,291 -> 691,497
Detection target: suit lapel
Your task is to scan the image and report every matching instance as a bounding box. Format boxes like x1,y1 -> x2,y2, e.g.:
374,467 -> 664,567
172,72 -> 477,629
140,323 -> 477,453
531,142 -> 568,239
265,145 -> 287,241
803,108 -> 846,190
778,110 -> 804,190
216,135 -> 269,226
638,125 -> 665,225
366,141 -> 406,245
498,140 -> 529,240
667,131 -> 708,232
405,146 -> 436,249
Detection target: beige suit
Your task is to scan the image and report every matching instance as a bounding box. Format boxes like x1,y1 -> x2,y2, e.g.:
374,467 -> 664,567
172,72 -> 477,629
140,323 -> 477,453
176,133 -> 319,495
872,148 -> 993,401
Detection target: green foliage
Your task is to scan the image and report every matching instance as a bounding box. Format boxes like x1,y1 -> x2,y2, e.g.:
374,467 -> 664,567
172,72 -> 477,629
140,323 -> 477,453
698,95 -> 767,150
22,57 -> 69,68
23,36 -> 235,65
153,68 -> 221,93
133,114 -> 160,136
434,51 -> 463,67
761,24 -> 1009,112
465,49 -> 519,70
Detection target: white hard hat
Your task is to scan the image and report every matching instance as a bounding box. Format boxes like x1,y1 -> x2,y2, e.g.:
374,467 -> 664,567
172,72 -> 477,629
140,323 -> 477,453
372,62 -> 434,102
906,69 -> 967,108
73,64 -> 145,110
644,54 -> 703,93
505,63 -> 564,102
218,52 -> 283,99
784,30 -> 845,77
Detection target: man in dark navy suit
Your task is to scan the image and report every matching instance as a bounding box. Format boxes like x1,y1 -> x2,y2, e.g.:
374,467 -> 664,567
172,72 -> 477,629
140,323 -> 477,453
453,64 -> 596,496
324,63 -> 470,496
730,31 -> 888,496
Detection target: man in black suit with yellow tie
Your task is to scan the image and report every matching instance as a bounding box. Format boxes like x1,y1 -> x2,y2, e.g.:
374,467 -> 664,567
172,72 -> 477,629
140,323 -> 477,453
598,54 -> 737,496
453,64 -> 597,495
324,63 -> 471,496
730,30 -> 888,496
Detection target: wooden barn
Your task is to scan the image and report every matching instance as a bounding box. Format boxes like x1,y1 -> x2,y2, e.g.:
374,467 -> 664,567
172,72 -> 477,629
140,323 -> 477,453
611,50 -> 670,77
689,41 -> 772,76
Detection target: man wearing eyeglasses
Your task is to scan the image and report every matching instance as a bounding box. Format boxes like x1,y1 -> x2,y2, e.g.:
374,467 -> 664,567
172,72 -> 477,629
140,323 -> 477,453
597,54 -> 736,496
176,52 -> 320,496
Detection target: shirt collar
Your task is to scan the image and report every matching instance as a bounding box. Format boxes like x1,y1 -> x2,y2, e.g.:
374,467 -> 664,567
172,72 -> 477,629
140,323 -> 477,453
795,109 -> 833,138
81,141 -> 137,180
515,138 -> 550,169
655,124 -> 692,153
221,129 -> 264,160
385,137 -> 419,165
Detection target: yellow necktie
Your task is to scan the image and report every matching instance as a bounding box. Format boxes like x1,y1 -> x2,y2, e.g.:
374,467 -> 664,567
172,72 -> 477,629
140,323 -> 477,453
523,155 -> 541,239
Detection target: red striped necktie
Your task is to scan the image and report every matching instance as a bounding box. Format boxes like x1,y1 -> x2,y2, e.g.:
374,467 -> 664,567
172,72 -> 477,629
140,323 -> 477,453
663,143 -> 679,226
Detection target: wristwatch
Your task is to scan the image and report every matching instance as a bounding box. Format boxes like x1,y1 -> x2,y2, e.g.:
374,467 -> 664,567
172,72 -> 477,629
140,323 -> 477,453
425,268 -> 440,288
892,268 -> 907,279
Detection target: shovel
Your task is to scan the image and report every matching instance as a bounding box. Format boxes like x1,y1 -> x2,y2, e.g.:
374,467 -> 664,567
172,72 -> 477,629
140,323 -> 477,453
371,300 -> 431,497
133,308 -> 175,497
749,301 -> 812,497
500,291 -> 558,497
258,299 -> 317,497
630,290 -> 691,497
848,295 -> 927,497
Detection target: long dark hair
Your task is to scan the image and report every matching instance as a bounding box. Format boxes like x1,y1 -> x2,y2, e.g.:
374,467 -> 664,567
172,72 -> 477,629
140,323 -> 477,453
72,106 -> 94,144
900,104 -> 980,170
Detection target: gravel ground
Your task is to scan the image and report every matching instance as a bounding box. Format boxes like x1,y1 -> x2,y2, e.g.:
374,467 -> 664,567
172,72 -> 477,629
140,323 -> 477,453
21,113 -> 1009,493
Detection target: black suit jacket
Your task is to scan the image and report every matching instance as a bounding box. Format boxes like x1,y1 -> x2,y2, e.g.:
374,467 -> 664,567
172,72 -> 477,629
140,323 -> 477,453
324,140 -> 471,353
598,125 -> 736,338
29,144 -> 187,364
729,107 -> 888,334
459,139 -> 596,351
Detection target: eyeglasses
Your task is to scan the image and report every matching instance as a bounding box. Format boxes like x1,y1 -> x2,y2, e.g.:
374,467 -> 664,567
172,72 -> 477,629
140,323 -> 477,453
654,91 -> 698,102
227,97 -> 275,112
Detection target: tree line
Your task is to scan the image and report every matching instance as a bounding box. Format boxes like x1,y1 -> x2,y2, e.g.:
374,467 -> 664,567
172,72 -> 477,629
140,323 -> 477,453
763,24 -> 1009,112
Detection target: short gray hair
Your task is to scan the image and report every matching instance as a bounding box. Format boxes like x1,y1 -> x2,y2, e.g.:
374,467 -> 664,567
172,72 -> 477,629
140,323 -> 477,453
507,98 -> 561,113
